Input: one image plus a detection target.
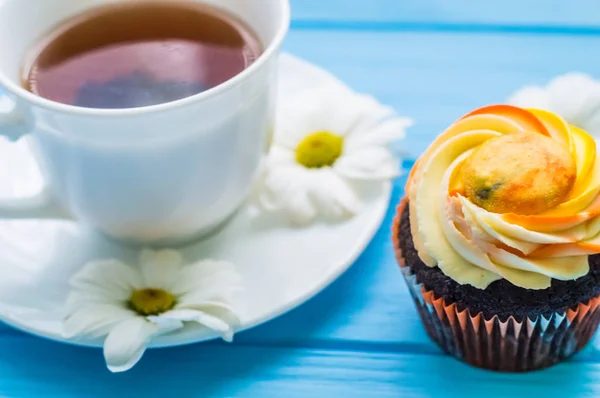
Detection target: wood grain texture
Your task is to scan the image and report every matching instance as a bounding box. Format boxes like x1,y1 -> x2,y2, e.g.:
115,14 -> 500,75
291,0 -> 600,29
2,1 -> 600,396
282,29 -> 600,158
0,336 -> 600,398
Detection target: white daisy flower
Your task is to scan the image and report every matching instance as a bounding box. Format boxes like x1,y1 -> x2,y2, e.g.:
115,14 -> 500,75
258,86 -> 412,225
508,72 -> 600,138
64,249 -> 242,373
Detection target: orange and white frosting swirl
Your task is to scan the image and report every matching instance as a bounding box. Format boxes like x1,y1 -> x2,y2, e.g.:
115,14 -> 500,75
406,105 -> 600,289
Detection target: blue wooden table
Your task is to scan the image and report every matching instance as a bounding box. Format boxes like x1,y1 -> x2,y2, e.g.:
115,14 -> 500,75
3,1 -> 600,396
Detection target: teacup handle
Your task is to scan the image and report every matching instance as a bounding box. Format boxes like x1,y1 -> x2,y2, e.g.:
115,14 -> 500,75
0,94 -> 70,219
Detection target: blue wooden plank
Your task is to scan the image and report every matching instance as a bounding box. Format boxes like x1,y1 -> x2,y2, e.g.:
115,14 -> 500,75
283,29 -> 600,158
0,336 -> 599,397
2,7 -> 600,396
244,29 -> 600,350
291,0 -> 600,28
3,28 -> 600,358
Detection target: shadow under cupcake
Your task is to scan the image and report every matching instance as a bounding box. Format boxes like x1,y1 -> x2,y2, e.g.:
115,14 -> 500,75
393,104 -> 600,372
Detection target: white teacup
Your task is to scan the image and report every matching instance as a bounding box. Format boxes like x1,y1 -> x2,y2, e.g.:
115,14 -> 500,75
0,0 -> 290,244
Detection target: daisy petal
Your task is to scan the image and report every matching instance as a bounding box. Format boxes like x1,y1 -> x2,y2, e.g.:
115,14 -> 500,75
172,260 -> 242,297
284,189 -> 318,225
176,266 -> 243,308
546,73 -> 600,124
327,94 -> 393,137
159,309 -> 239,342
260,69 -> 408,226
69,260 -> 142,302
335,147 -> 400,180
177,298 -> 239,315
65,291 -> 117,311
275,89 -> 395,149
259,165 -> 318,224
266,146 -> 295,167
350,95 -> 398,133
507,85 -> 551,110
309,169 -> 360,219
346,117 -> 413,150
139,249 -> 183,290
104,317 -> 158,373
257,164 -> 303,209
275,92 -> 339,148
583,109 -> 600,137
64,303 -> 134,339
146,315 -> 185,334
507,73 -> 600,138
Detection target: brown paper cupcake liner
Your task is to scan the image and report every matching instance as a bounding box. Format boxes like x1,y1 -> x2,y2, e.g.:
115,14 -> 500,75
392,197 -> 600,372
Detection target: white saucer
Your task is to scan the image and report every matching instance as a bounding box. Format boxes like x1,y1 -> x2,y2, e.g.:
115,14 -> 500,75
0,54 -> 392,348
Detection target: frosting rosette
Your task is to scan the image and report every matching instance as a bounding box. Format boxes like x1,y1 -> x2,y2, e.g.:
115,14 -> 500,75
406,105 -> 600,289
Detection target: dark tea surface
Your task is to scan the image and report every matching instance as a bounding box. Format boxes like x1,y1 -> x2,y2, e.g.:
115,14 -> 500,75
22,1 -> 262,109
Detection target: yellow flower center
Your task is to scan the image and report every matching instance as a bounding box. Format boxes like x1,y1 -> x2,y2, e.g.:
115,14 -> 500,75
129,288 -> 176,316
295,131 -> 344,168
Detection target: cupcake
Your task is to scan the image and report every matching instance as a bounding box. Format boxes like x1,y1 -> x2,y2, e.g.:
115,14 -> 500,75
393,105 -> 600,372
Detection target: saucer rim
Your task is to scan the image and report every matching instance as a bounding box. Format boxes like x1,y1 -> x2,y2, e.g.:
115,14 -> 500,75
0,182 -> 392,349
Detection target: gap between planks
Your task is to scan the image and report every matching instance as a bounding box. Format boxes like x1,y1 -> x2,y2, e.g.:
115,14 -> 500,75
290,20 -> 600,36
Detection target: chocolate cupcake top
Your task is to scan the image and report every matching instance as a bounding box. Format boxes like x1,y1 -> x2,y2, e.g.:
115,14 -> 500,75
406,105 -> 600,290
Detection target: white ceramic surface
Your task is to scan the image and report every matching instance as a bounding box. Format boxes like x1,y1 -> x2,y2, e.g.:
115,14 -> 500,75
0,0 -> 290,243
0,54 -> 393,348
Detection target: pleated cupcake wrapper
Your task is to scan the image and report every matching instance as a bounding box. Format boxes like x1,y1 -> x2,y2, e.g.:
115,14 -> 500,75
392,197 -> 600,372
